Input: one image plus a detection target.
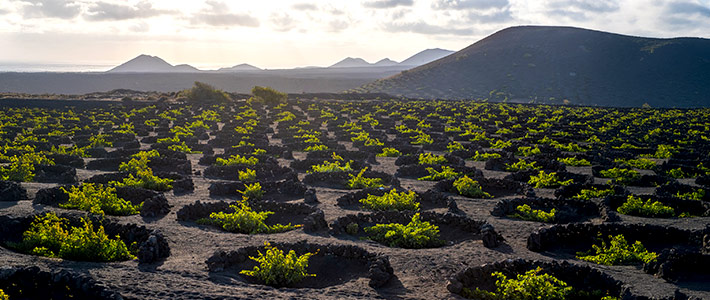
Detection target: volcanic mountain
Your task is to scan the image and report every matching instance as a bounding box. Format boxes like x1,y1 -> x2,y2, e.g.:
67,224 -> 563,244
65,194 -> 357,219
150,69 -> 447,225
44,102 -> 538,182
359,26 -> 710,107
108,54 -> 200,73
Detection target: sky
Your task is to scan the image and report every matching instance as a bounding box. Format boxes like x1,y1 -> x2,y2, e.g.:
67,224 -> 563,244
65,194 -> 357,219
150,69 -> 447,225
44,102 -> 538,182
0,0 -> 709,70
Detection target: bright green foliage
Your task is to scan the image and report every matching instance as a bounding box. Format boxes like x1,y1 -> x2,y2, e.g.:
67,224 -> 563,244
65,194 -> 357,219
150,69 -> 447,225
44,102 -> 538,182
505,159 -> 541,171
447,141 -> 465,152
418,153 -> 447,165
462,267 -> 573,300
60,184 -> 140,216
572,187 -> 615,200
238,168 -> 257,182
490,140 -> 512,149
303,144 -> 329,152
517,146 -> 541,157
576,234 -> 658,265
252,148 -> 267,155
364,213 -> 444,248
168,142 -> 201,154
88,134 -> 113,147
418,166 -> 460,181
239,242 -> 315,286
665,168 -> 689,179
410,132 -> 433,145
614,158 -> 656,169
51,145 -> 89,157
675,189 -> 705,201
239,183 -> 264,200
528,171 -> 573,188
0,288 -> 7,300
650,144 -> 676,159
617,195 -> 675,217
453,176 -> 492,198
557,157 -> 591,166
509,204 -> 556,222
470,151 -> 501,161
347,167 -> 384,189
215,155 -> 259,166
0,156 -> 35,182
111,169 -> 173,191
599,168 -> 640,185
308,160 -> 353,173
377,147 -> 401,157
14,213 -> 135,262
359,189 -> 419,211
197,202 -> 299,234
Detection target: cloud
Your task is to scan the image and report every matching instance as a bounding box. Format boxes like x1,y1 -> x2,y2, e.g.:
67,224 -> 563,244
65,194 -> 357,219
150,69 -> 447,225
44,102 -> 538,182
666,1 -> 710,17
364,0 -> 414,9
19,0 -> 81,19
468,7 -> 513,23
384,21 -> 474,35
191,1 -> 259,27
86,1 -> 173,21
328,19 -> 349,32
292,3 -> 318,10
270,12 -> 294,31
432,0 -> 509,10
544,0 -> 620,20
0,8 -> 10,15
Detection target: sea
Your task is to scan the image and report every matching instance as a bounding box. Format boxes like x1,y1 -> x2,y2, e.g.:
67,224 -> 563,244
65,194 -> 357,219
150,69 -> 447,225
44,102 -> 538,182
0,63 -> 113,73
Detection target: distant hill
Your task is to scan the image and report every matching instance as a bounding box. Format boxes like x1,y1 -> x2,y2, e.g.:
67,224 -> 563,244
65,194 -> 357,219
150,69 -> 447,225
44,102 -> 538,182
398,48 -> 454,66
217,63 -> 262,72
359,26 -> 710,107
374,58 -> 399,67
108,55 -> 200,73
329,57 -> 372,68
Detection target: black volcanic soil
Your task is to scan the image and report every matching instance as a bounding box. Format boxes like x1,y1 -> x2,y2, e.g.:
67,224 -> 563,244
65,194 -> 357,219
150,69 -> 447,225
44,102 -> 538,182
0,99 -> 708,300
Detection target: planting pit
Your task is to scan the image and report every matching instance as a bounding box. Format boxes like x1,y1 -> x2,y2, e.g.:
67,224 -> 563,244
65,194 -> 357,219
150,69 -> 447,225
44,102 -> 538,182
335,188 -> 459,212
34,185 -> 170,218
176,200 -> 328,233
206,241 -> 393,288
0,212 -> 170,263
208,179 -> 307,202
491,197 -> 599,223
447,259 -> 624,299
0,266 -> 123,300
302,170 -> 400,189
434,177 -> 533,198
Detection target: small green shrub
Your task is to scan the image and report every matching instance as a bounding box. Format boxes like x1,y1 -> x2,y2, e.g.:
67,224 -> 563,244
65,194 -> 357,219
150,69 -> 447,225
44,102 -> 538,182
556,157 -> 591,166
238,168 -> 257,182
665,168 -> 689,179
0,289 -> 7,300
239,183 -> 264,200
614,158 -> 656,169
599,168 -> 640,185
345,222 -> 359,235
183,81 -> 231,103
251,86 -> 287,106
168,142 -> 201,154
239,242 -> 315,287
616,195 -> 674,217
377,147 -> 401,157
347,167 -> 384,189
197,201 -> 299,234
359,189 -> 419,211
308,160 -> 353,173
461,267 -> 572,300
364,213 -> 444,248
572,187 -> 615,200
303,144 -> 329,152
470,151 -> 501,161
417,166 -> 460,181
505,159 -> 540,171
453,176 -> 492,198
12,213 -> 135,262
576,234 -> 657,265
60,184 -> 140,216
410,132 -> 433,145
509,204 -> 556,222
447,141 -> 465,152
528,171 -> 573,188
216,155 -> 259,166
111,169 -> 173,191
490,140 -> 512,149
675,189 -> 705,201
0,157 -> 34,182
418,153 -> 448,165
516,146 -> 541,157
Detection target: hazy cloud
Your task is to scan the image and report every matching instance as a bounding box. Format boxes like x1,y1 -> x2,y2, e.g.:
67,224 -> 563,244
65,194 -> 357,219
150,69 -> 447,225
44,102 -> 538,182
328,19 -> 349,32
270,12 -> 294,31
0,8 -> 10,15
19,0 -> 81,19
432,0 -> 509,10
292,3 -> 318,10
86,1 -> 173,21
385,21 -> 474,35
545,0 -> 620,20
468,7 -> 513,23
667,1 -> 710,17
191,1 -> 259,27
364,0 -> 414,9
